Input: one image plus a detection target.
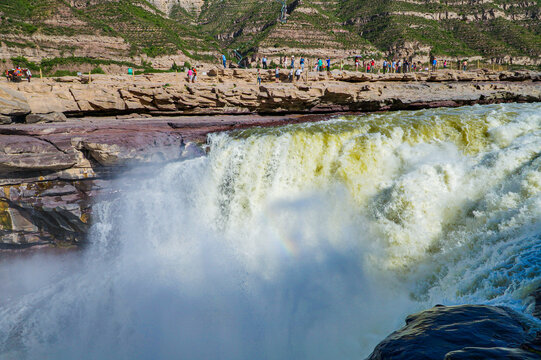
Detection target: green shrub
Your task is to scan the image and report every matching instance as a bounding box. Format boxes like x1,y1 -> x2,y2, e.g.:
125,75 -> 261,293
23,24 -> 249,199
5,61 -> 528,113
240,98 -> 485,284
91,66 -> 106,74
10,56 -> 39,71
170,62 -> 182,72
20,23 -> 37,34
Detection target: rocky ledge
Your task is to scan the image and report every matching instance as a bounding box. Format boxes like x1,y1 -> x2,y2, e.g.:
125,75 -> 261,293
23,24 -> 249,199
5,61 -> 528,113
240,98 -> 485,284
0,68 -> 540,121
367,288 -> 541,360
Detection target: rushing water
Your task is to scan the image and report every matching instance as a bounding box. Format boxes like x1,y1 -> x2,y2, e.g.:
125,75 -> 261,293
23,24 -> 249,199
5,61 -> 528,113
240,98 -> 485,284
1,103 -> 541,359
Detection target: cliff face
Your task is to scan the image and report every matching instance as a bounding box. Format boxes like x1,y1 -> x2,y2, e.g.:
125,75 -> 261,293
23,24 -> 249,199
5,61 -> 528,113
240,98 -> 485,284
150,0 -> 204,15
0,0 -> 539,71
0,0 -> 217,73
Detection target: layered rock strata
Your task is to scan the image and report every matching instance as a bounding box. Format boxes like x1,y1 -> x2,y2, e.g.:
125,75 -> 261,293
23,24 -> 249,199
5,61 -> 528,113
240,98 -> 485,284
1,69 -> 540,122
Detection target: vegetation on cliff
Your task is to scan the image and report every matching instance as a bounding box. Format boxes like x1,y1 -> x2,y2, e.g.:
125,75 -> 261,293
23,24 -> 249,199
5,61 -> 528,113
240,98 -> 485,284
0,0 -> 539,66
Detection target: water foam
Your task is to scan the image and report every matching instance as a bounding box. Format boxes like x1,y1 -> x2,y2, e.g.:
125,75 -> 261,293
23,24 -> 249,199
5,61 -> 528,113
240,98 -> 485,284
1,103 -> 540,359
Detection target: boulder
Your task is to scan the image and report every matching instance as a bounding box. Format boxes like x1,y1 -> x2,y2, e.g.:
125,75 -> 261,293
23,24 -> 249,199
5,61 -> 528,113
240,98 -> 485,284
0,135 -> 77,173
25,112 -> 68,124
0,85 -> 31,116
0,115 -> 12,124
72,132 -> 184,166
366,304 -> 537,360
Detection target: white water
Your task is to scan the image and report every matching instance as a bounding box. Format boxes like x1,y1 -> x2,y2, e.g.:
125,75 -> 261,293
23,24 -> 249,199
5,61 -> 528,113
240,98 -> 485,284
1,103 -> 541,359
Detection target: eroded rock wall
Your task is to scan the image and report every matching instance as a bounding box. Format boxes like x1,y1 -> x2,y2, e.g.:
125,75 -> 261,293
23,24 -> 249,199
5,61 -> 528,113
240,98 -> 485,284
0,119 -> 199,248
2,69 -> 540,122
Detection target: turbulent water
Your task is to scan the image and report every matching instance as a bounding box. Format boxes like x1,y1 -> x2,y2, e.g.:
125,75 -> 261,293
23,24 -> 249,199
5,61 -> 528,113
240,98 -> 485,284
1,103 -> 541,359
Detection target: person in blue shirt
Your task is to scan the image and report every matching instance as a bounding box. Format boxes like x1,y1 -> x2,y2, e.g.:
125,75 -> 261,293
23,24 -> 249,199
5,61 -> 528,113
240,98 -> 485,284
222,54 -> 227,69
432,58 -> 437,71
300,57 -> 305,70
326,58 -> 331,71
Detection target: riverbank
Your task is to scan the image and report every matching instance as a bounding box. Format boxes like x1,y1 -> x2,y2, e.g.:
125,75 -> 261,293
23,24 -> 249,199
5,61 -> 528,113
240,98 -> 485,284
1,68 -> 540,121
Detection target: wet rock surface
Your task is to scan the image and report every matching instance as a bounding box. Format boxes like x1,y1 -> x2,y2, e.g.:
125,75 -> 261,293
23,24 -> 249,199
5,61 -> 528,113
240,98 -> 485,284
0,113 -> 330,249
367,301 -> 541,360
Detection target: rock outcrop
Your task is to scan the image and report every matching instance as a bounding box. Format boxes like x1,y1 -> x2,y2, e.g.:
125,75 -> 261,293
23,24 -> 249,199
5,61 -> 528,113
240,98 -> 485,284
367,289 -> 541,360
0,86 -> 31,122
2,69 -> 540,121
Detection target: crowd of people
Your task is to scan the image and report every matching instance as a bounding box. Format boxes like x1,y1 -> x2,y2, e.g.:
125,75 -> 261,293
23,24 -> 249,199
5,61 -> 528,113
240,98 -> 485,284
4,66 -> 32,82
221,53 -> 470,77
216,53 -> 473,85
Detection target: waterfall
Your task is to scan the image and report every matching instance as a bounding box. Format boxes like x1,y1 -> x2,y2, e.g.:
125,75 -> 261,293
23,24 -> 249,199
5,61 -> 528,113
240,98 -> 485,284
1,103 -> 540,359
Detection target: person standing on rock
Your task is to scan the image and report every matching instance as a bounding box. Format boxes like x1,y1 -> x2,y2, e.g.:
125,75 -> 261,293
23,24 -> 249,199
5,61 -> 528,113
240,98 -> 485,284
257,69 -> 262,85
26,68 -> 32,82
300,57 -> 305,71
383,59 -> 387,74
275,67 -> 280,82
187,68 -> 193,82
222,54 -> 227,69
291,56 -> 295,69
192,67 -> 197,83
262,56 -> 268,69
326,58 -> 331,71
463,60 -> 467,71
295,67 -> 302,81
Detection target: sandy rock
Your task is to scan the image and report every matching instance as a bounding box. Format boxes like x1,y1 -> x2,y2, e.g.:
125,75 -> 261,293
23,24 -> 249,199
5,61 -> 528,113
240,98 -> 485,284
0,85 -> 31,116
70,88 -> 126,112
7,207 -> 39,233
26,112 -> 68,124
0,115 -> 12,124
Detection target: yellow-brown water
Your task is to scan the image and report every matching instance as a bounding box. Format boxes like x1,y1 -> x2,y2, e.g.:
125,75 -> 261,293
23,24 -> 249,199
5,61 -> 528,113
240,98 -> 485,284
1,103 -> 540,359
